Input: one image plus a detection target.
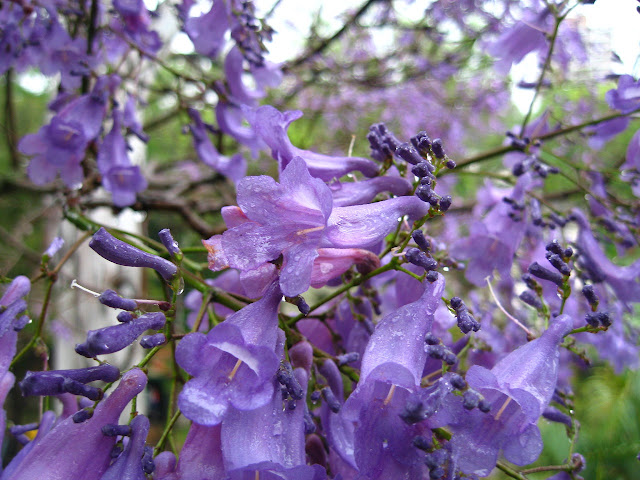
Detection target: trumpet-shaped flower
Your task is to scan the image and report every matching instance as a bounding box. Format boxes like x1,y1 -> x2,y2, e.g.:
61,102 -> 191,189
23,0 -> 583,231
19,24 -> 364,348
438,315 -> 574,476
204,157 -> 429,296
176,282 -> 282,425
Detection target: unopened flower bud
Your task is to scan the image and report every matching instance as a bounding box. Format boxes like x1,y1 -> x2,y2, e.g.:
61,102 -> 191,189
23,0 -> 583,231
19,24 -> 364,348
99,289 -> 137,311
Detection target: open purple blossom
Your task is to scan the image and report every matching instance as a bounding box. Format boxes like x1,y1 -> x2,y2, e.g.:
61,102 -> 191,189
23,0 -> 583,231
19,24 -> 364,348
19,75 -> 116,187
436,315 -> 574,476
176,282 -> 282,425
97,110 -> 147,207
605,74 -> 640,114
187,108 -> 247,182
340,275 -> 445,478
6,369 -> 147,480
246,105 -> 379,181
183,0 -> 230,59
204,157 -> 428,296
572,209 -> 640,303
89,227 -> 177,283
487,7 -> 552,74
451,175 -> 533,285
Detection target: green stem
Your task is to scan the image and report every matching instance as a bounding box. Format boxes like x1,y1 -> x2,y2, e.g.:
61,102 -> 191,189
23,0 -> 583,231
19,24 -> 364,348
154,409 -> 181,455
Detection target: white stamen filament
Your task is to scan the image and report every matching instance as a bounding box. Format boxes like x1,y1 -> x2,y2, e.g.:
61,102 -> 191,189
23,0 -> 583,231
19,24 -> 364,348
485,276 -> 533,337
383,384 -> 397,406
495,397 -> 512,421
70,279 -> 100,297
228,358 -> 243,381
348,134 -> 356,157
254,471 -> 259,480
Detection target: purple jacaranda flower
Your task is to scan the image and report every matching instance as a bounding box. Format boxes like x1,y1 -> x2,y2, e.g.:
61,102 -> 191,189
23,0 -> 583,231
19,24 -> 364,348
89,227 -> 178,282
75,312 -> 166,358
246,105 -> 379,181
605,74 -> 640,114
451,174 -> 532,286
7,369 -> 147,480
487,8 -> 552,74
153,423 -> 225,480
97,110 -> 147,207
183,0 -> 230,58
215,101 -> 265,154
623,128 -> 640,170
0,275 -> 30,338
571,209 -> 640,303
123,95 -> 148,142
100,415 -> 151,480
176,282 -> 282,425
587,117 -> 630,150
221,367 -> 327,479
43,237 -> 64,259
20,76 -> 115,187
204,157 -> 429,296
436,315 -> 573,476
0,328 -> 18,472
187,108 -> 247,182
329,175 -> 411,207
340,275 -> 446,478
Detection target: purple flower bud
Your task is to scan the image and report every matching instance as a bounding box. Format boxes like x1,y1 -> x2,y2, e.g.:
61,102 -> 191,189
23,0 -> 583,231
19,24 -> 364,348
13,315 -> 30,331
19,364 -> 120,398
424,449 -> 447,469
321,386 -> 341,413
158,228 -> 181,257
462,390 -> 480,410
445,159 -> 456,169
478,399 -> 492,413
546,253 -> 571,276
142,445 -> 155,474
277,362 -> 304,400
415,184 -> 433,202
426,271 -> 439,282
412,435 -> 432,451
336,352 -> 360,366
411,230 -> 431,251
72,408 -> 93,423
546,240 -> 563,255
427,344 -> 446,360
528,261 -> 564,287
521,273 -> 540,290
449,374 -> 466,390
412,161 -> 433,178
542,406 -> 572,427
439,195 -> 452,212
98,289 -> 137,311
450,297 -> 463,311
304,410 -> 316,434
581,285 -> 599,308
406,248 -> 437,271
117,311 -> 135,323
76,312 -> 166,357
431,138 -> 445,159
89,228 -> 177,282
101,424 -> 132,437
519,290 -> 543,310
140,333 -> 166,349
395,143 -> 423,165
443,352 -> 457,366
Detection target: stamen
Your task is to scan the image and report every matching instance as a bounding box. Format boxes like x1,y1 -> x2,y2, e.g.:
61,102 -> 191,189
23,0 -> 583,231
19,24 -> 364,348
494,397 -> 512,421
485,277 -> 533,337
255,471 -> 259,480
348,134 -> 356,157
70,279 -> 100,297
228,359 -> 243,381
296,226 -> 324,236
383,384 -> 397,406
